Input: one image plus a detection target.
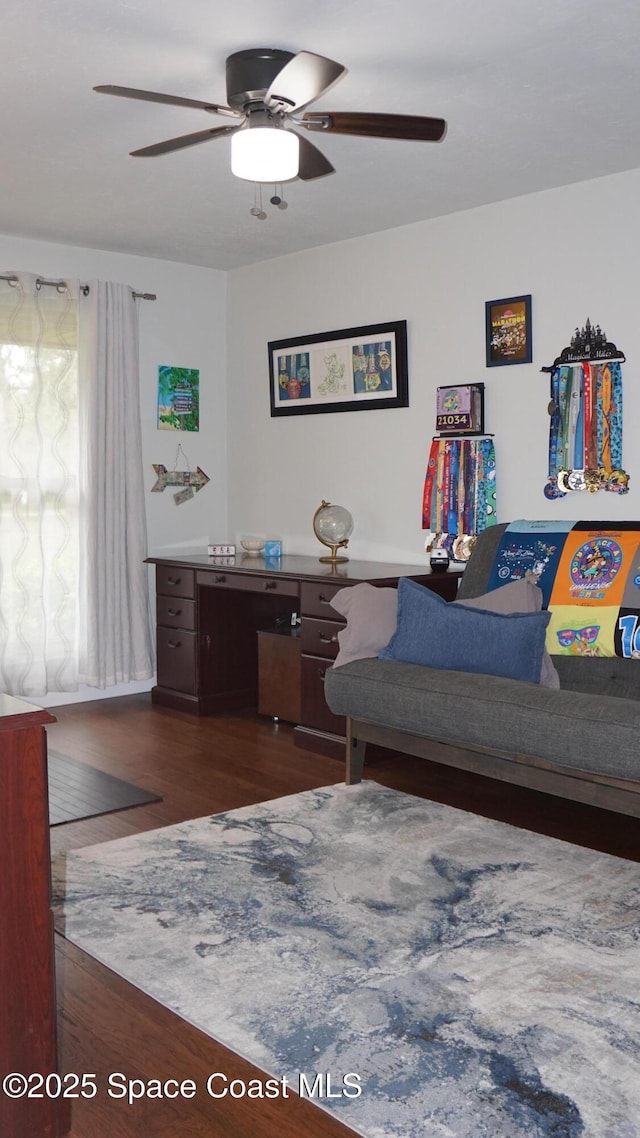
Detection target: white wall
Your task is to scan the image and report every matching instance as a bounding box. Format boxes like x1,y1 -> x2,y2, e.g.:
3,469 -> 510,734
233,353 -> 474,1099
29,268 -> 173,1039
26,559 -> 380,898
227,168 -> 640,564
5,166 -> 640,703
1,233 -> 228,704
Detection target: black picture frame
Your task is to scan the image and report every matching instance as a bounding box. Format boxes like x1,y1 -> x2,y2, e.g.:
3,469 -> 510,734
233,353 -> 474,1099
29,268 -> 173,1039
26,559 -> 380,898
268,320 -> 408,417
485,294 -> 532,367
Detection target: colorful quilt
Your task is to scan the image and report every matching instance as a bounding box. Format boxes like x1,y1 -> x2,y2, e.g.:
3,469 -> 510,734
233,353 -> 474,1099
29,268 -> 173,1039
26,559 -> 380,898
487,520 -> 640,657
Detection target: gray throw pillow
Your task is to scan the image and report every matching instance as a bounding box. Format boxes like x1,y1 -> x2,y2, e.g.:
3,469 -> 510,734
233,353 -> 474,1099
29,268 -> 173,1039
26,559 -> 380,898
330,583 -> 398,667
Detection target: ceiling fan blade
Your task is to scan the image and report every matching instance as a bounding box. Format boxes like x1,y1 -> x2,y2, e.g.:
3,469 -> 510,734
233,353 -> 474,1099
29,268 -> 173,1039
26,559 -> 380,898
302,111 -> 447,142
94,85 -> 240,118
130,124 -> 240,157
265,51 -> 346,113
294,133 -> 335,181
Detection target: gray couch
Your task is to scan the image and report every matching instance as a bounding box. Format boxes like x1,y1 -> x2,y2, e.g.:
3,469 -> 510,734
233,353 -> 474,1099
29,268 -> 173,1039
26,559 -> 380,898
324,523 -> 640,817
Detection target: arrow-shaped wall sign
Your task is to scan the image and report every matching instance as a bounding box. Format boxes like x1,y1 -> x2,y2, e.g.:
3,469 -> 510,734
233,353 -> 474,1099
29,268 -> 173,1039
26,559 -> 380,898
151,464 -> 210,505
151,464 -> 210,492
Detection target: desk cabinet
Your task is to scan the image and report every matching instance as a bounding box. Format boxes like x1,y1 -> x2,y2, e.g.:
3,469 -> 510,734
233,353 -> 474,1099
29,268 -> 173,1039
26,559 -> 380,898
147,554 -> 461,753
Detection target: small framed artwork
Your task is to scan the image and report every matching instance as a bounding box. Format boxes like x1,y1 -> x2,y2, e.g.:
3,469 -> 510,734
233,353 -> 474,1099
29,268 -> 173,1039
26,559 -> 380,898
157,365 -> 200,430
485,295 -> 532,367
268,320 -> 408,417
435,383 -> 485,434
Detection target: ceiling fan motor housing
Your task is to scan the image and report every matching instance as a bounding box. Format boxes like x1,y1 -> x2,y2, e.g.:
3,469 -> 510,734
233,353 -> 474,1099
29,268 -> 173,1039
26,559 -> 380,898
93,49 -> 446,177
225,48 -> 295,111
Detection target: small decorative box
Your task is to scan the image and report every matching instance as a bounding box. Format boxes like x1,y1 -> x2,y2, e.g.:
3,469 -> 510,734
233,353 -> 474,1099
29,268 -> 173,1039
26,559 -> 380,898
264,540 -> 282,558
208,543 -> 236,556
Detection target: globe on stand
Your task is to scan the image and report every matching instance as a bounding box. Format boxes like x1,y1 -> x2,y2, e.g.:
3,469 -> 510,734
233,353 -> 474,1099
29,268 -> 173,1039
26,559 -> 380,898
313,500 -> 354,563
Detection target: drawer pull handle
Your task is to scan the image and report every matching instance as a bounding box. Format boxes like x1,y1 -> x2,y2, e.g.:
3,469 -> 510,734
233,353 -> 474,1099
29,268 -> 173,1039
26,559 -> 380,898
167,576 -> 181,586
167,640 -> 181,649
167,608 -> 182,616
318,668 -> 326,682
264,580 -> 277,590
319,633 -> 338,644
215,574 -> 227,584
318,594 -> 332,605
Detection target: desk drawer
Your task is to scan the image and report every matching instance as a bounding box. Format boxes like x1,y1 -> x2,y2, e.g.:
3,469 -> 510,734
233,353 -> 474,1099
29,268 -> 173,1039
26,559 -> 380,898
156,566 -> 195,599
197,570 -> 299,600
301,616 -> 343,660
301,580 -> 348,618
156,627 -> 197,694
157,597 -> 196,630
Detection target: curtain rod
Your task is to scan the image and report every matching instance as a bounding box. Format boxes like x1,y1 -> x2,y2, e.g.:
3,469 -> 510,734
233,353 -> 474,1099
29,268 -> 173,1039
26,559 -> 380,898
0,273 -> 156,300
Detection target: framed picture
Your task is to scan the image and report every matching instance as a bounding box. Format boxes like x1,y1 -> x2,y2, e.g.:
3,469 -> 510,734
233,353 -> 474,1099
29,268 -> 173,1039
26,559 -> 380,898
485,295 -> 532,367
435,383 -> 485,434
157,365 -> 200,431
268,320 -> 408,417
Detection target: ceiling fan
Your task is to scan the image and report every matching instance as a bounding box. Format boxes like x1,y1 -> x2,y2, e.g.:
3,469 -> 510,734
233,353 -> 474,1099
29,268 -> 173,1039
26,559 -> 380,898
94,47 -> 447,188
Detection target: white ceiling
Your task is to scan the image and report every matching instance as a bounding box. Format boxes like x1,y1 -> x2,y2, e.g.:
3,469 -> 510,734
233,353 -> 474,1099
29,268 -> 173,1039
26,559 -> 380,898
3,0 -> 640,271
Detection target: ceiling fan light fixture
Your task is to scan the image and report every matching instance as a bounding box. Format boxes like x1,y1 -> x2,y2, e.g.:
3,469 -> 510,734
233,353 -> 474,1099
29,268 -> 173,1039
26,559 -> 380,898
231,127 -> 299,183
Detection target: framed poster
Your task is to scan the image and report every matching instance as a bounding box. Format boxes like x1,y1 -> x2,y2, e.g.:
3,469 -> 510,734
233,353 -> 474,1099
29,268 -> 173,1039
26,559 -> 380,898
268,320 -> 408,417
485,295 -> 532,367
157,365 -> 200,431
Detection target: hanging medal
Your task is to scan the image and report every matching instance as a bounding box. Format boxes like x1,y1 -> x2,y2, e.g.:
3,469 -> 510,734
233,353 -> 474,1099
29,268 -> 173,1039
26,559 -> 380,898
422,439 -> 439,529
544,366 -> 567,498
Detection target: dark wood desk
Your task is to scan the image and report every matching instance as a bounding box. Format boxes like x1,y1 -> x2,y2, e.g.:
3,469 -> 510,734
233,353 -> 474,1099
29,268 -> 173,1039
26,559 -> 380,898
146,554 -> 461,755
0,695 -> 69,1138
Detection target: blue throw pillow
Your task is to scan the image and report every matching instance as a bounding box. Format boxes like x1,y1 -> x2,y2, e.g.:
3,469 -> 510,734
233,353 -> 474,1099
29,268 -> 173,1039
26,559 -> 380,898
379,577 -> 551,684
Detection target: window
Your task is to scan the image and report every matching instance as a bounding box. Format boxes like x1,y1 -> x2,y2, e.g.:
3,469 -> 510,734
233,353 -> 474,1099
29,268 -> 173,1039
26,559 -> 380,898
0,280 -> 80,694
0,273 -> 154,697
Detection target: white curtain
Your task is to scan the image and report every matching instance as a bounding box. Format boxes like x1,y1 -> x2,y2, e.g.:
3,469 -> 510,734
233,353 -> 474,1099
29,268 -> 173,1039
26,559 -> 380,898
0,272 -> 154,696
79,281 -> 154,688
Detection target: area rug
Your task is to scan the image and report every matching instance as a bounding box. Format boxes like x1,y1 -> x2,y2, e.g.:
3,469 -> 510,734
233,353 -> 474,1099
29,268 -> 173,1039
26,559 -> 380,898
51,781 -> 640,1137
48,751 -> 161,825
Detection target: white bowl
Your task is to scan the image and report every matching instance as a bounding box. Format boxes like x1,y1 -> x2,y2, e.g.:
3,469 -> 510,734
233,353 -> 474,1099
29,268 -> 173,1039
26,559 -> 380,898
240,537 -> 266,556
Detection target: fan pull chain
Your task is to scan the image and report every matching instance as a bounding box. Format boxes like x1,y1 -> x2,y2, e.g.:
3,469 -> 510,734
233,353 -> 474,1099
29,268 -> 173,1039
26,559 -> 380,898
249,183 -> 289,220
250,183 -> 267,220
270,184 -> 288,210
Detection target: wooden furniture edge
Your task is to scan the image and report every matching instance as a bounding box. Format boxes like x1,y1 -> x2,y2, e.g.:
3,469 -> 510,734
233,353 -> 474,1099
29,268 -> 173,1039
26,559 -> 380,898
0,695 -> 69,1136
345,717 -> 640,818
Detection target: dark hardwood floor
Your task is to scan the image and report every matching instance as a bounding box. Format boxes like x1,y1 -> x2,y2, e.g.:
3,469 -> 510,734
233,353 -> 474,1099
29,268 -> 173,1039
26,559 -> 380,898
48,694 -> 639,1137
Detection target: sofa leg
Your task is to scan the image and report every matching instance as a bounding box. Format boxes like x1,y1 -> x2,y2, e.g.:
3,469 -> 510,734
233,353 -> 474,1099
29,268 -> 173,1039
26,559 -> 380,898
346,719 -> 366,784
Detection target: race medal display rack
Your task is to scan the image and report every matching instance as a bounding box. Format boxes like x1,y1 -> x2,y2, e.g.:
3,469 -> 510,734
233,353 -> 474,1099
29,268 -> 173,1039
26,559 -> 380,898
423,384 -> 495,562
542,319 -> 629,498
